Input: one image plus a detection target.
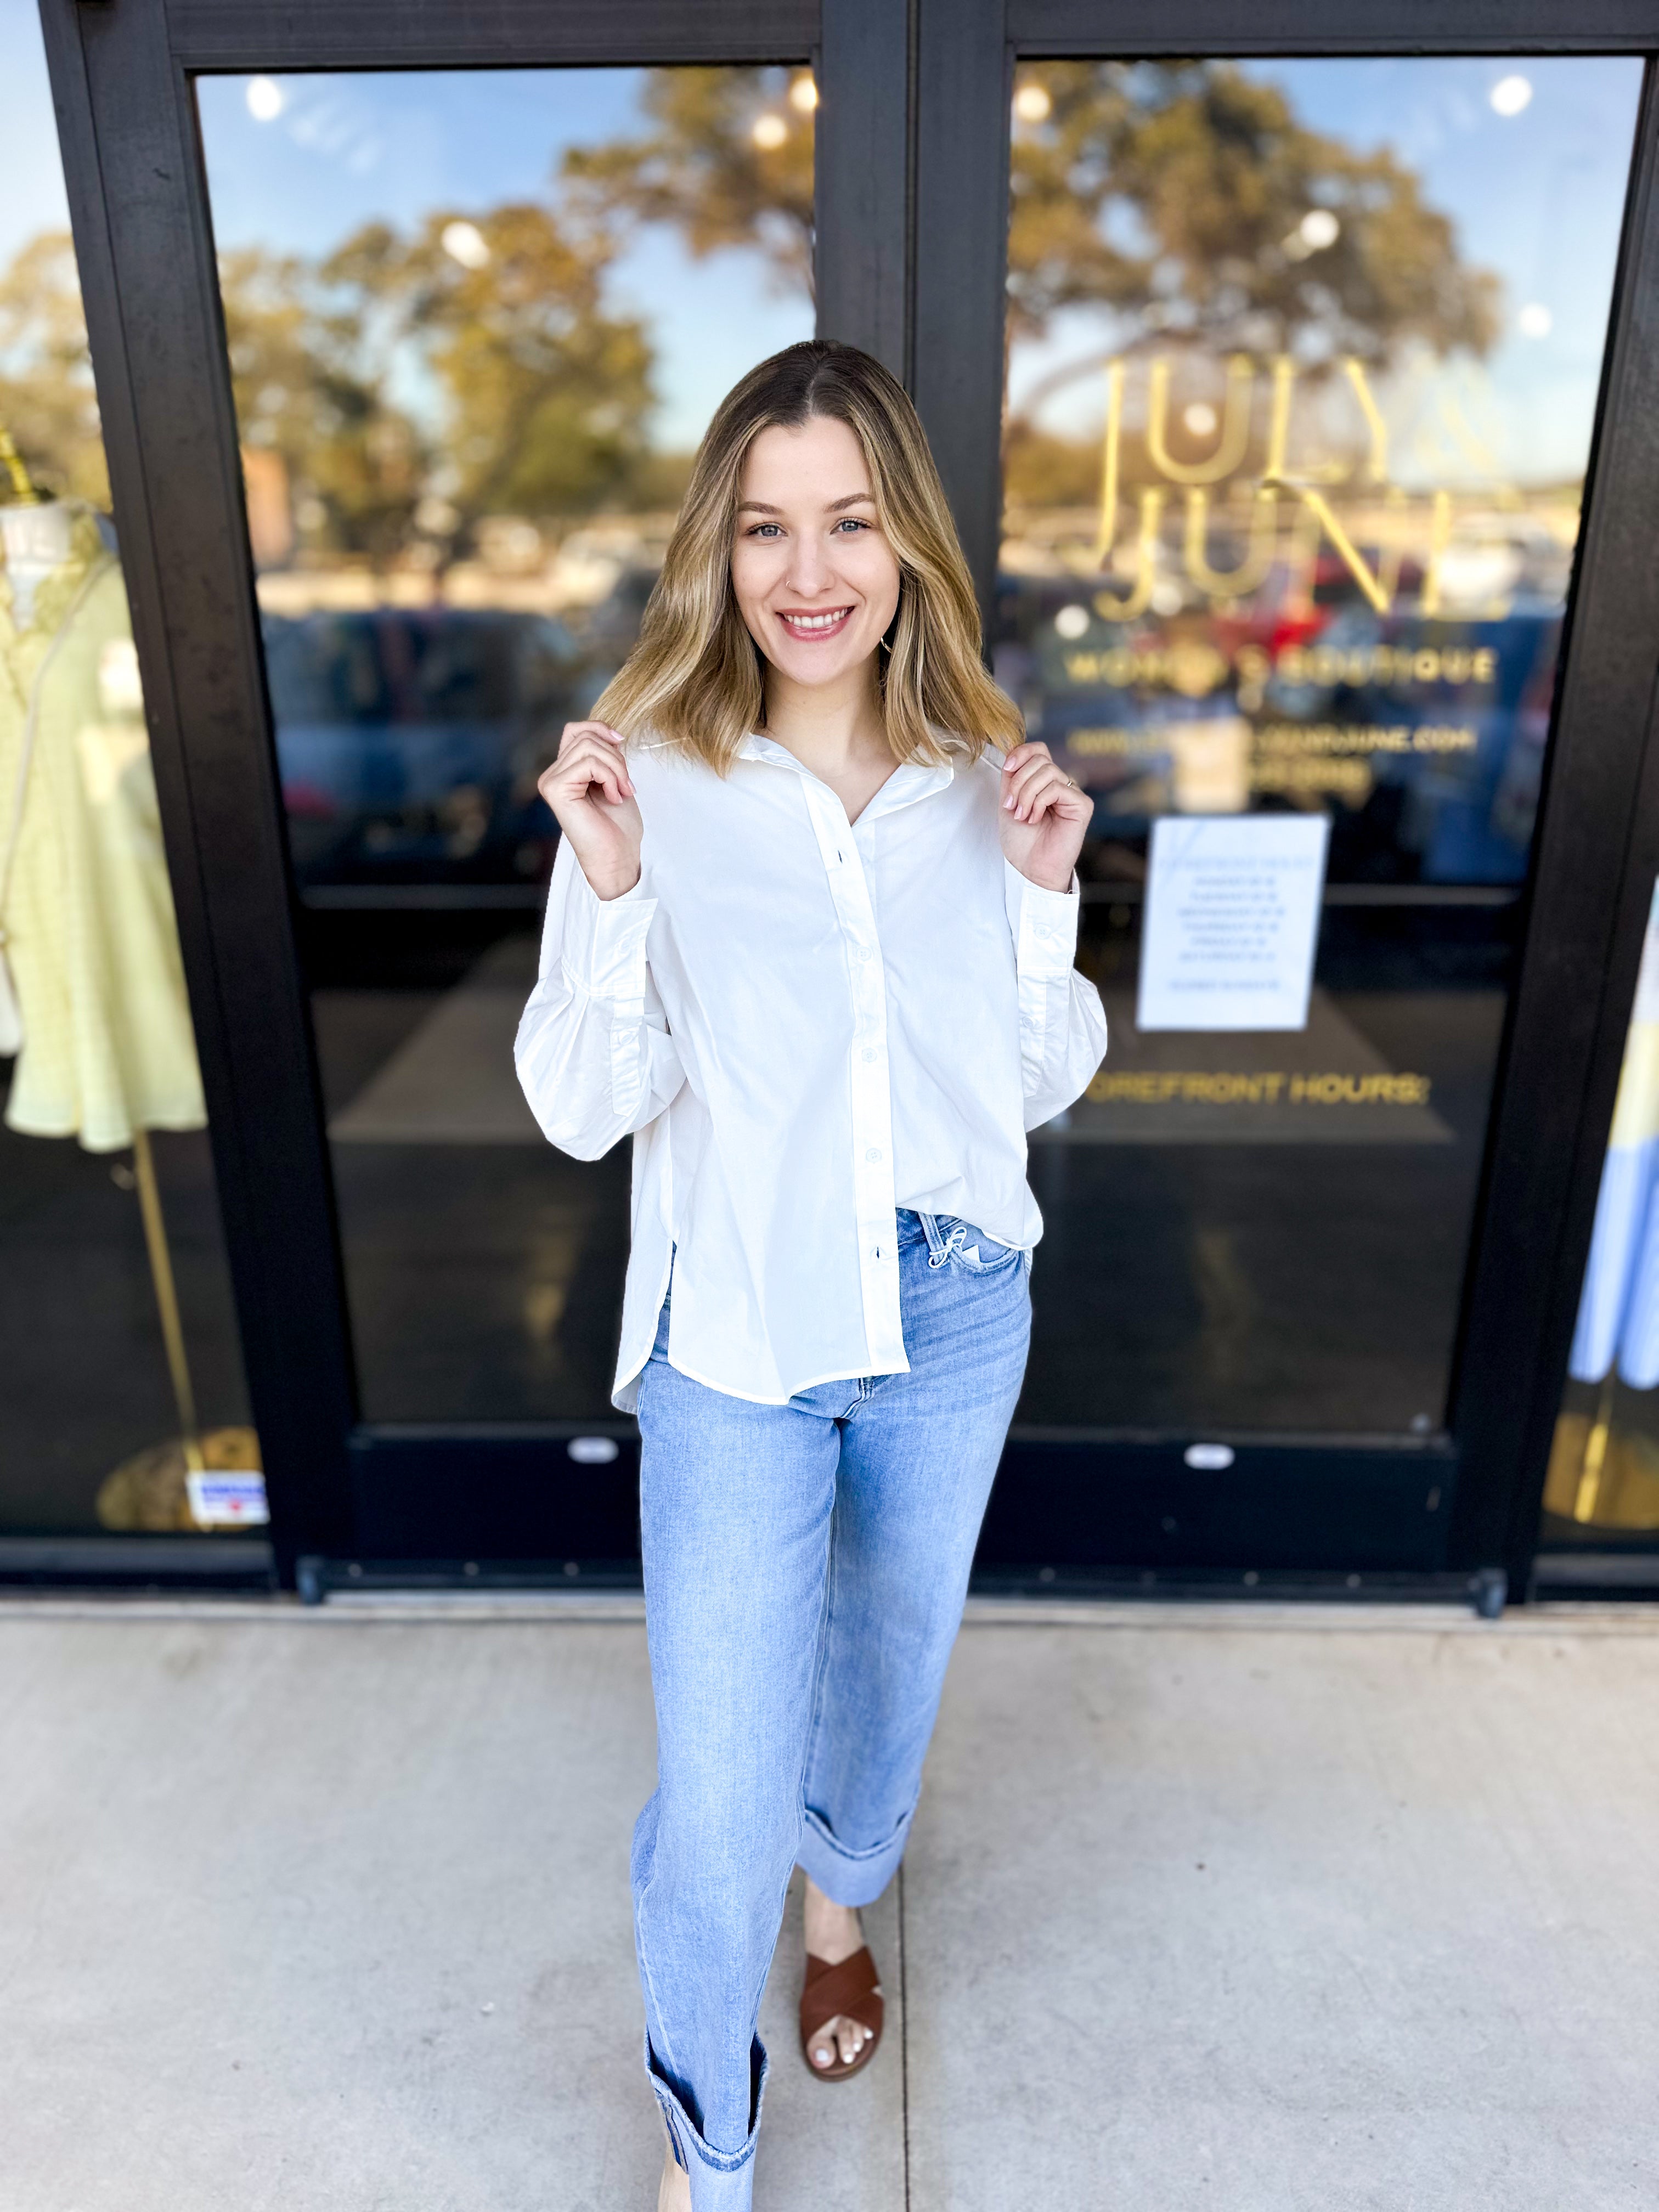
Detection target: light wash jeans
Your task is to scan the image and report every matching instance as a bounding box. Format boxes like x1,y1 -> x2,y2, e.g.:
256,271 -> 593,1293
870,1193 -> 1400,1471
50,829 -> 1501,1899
631,1207 -> 1031,2208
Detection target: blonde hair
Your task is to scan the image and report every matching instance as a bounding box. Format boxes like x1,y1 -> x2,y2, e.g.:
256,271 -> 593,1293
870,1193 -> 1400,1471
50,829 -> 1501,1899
594,340 -> 1023,770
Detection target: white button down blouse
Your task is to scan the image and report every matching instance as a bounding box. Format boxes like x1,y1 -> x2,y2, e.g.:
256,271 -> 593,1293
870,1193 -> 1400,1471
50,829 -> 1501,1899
514,733 -> 1108,1409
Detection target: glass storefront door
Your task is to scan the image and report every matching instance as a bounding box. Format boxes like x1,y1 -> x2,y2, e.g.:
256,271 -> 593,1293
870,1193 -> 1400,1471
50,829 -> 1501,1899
995,55 -> 1641,1434
960,48 -> 1647,1578
29,0 -> 1659,1592
195,65 -> 815,1431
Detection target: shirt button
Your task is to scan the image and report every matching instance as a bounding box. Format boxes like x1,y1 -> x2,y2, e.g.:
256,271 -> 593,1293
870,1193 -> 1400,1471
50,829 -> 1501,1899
862,1047 -> 879,1063
865,1147 -> 882,1163
851,945 -> 871,962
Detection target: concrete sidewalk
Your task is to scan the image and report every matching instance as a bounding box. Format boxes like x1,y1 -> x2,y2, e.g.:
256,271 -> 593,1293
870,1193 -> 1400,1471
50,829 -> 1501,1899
4,1596 -> 1658,2211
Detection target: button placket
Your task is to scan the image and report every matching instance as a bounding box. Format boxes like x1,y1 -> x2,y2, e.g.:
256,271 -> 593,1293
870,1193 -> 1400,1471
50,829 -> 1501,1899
801,785 -> 905,1372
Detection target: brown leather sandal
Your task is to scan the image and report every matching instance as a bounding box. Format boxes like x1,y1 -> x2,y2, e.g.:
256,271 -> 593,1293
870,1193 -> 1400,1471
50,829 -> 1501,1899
799,1945 -> 884,2081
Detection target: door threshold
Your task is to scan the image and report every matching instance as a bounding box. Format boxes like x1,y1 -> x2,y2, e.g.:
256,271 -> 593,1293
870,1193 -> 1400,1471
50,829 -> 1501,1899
1531,1549 -> 1659,1599
0,1537 -> 275,1591
969,1565 -> 1509,1616
294,1555 -> 644,1604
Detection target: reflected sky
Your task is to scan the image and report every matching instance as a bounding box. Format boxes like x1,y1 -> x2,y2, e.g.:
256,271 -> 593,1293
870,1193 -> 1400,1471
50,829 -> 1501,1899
0,20 -> 813,456
195,70 -> 813,453
1,0 -> 75,252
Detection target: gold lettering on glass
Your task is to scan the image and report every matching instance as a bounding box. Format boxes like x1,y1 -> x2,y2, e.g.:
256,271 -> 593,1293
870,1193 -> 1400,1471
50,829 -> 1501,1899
1145,354 -> 1255,484
1093,488 -> 1166,620
1075,350 -> 1522,627
1183,486 -> 1279,599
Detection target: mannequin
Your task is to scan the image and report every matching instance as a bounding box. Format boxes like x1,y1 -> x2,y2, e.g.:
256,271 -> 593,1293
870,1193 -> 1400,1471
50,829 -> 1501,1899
0,435 -> 258,1527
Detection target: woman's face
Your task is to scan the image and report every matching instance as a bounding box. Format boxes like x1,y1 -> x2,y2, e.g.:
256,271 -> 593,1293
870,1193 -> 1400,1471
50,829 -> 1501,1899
730,414 -> 902,692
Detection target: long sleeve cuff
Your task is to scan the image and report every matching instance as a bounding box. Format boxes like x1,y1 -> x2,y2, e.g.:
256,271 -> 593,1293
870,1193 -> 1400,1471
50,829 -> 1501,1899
1004,858 -> 1081,980
559,865 -> 657,1011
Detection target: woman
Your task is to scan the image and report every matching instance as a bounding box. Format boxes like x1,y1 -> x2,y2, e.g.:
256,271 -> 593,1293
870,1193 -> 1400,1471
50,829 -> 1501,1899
516,340 -> 1105,2209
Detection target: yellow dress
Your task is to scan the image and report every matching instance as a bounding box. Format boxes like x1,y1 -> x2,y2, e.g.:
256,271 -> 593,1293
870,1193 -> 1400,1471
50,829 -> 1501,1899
0,504 -> 205,1152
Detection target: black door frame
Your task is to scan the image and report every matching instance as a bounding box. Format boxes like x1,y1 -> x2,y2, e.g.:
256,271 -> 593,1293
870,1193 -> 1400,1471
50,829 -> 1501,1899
30,0 -> 1659,1599
912,1 -> 1659,1599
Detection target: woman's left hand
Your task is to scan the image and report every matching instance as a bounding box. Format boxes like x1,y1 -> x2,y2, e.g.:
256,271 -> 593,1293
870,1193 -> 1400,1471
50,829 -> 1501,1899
998,741 -> 1091,893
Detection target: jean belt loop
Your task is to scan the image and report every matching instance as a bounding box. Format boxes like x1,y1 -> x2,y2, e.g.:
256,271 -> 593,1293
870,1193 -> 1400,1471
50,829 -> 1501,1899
918,1210 -> 947,1266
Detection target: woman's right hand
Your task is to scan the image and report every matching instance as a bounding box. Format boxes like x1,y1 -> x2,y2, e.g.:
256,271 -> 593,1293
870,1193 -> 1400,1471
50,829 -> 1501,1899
537,721 -> 642,901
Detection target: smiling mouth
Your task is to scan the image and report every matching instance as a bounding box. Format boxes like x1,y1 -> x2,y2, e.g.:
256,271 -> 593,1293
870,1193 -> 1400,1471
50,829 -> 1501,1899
776,606 -> 855,640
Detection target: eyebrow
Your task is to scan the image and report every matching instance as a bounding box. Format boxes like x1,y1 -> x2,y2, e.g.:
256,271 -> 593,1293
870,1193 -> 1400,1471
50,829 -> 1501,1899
736,492 -> 877,516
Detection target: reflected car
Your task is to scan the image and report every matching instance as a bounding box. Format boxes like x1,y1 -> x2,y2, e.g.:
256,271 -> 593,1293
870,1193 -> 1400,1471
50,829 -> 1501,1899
261,607 -> 595,887
996,566 -> 1561,885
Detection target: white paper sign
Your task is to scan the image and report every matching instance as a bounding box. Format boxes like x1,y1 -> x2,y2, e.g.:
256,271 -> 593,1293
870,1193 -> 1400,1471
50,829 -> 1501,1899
187,1471 -> 269,1527
1137,815 -> 1330,1032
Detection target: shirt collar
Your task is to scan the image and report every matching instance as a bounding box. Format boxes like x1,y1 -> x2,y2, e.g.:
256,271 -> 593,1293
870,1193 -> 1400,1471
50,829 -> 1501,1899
737,732 -> 955,820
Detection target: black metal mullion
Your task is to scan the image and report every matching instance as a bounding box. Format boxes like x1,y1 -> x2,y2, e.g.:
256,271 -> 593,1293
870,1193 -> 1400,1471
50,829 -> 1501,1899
38,0 -> 358,1571
815,0 -> 912,381
911,0 -> 1010,630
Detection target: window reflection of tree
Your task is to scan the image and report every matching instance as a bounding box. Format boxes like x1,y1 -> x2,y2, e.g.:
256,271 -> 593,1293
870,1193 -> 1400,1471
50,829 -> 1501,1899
0,230 -> 112,508
1002,62 -> 1500,509
0,64 -> 1502,572
0,66 -> 817,586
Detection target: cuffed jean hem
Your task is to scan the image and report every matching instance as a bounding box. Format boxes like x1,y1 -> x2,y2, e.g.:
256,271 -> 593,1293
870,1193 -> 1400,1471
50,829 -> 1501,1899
646,2034 -> 768,2212
796,1801 -> 915,1908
